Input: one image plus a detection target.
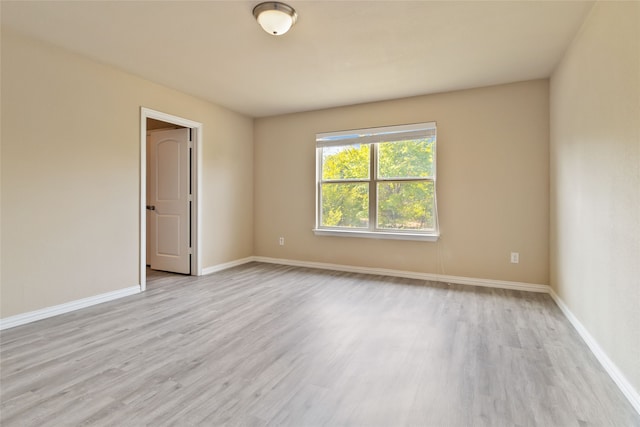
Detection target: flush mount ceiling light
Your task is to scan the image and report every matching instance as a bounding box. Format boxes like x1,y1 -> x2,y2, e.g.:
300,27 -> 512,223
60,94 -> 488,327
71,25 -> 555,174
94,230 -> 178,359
253,2 -> 298,36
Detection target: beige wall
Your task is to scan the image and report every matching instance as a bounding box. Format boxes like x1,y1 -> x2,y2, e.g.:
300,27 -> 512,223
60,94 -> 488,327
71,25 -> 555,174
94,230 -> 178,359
254,80 -> 550,285
550,2 -> 640,394
1,30 -> 254,318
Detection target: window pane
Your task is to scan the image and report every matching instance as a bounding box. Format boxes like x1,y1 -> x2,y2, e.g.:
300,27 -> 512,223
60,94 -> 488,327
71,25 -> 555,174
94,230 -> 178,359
377,181 -> 435,230
322,144 -> 370,180
321,183 -> 369,228
378,138 -> 434,179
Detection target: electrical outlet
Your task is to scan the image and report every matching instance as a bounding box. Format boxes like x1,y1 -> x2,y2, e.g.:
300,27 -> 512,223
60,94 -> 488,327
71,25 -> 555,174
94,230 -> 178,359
279,237 -> 285,246
510,252 -> 519,264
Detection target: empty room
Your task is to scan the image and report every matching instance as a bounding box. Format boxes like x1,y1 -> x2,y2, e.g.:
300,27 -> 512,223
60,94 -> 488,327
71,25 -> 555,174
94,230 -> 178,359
1,1 -> 638,426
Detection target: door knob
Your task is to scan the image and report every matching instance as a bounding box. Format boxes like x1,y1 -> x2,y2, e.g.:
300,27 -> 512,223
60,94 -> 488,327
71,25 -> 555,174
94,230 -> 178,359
146,205 -> 156,211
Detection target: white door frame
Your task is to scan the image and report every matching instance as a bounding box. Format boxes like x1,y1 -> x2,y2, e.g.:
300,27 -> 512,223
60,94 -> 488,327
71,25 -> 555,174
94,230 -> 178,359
140,107 -> 203,291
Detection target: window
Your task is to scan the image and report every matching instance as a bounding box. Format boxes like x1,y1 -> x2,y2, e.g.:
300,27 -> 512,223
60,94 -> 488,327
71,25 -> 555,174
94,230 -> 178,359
314,122 -> 438,241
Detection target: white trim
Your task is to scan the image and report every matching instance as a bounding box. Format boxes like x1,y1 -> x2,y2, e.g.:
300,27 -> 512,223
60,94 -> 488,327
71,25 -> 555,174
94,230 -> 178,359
313,229 -> 439,242
140,107 -> 203,292
549,289 -> 640,415
0,286 -> 140,330
140,111 -> 147,291
252,256 -> 549,293
316,122 -> 438,237
3,252 -> 636,415
194,127 -> 203,276
201,257 -> 256,276
250,256 -> 638,413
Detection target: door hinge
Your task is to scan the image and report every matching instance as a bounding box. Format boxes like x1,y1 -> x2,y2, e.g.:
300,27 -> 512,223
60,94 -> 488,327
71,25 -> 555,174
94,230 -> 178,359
188,194 -> 193,202
188,247 -> 193,255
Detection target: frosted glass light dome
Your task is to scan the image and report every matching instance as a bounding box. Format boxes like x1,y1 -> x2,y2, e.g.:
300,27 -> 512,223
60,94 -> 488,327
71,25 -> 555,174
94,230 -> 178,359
253,2 -> 298,36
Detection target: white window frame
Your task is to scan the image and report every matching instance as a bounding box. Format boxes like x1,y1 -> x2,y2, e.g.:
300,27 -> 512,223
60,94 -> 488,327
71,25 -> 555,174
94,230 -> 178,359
314,122 -> 439,241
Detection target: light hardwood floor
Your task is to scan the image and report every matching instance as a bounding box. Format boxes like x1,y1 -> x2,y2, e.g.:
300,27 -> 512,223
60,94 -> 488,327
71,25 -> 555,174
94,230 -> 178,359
1,262 -> 638,426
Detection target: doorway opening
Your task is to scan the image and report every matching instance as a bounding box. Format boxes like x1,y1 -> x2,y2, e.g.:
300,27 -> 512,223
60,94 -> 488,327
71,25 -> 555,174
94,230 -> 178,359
140,108 -> 202,291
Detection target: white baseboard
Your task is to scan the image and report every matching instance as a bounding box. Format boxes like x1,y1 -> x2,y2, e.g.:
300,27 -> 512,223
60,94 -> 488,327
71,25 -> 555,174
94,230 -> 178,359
2,255 -> 258,331
252,256 -> 550,293
0,286 -> 141,331
253,256 -> 639,415
201,257 -> 255,276
3,256 -> 637,416
549,289 -> 640,415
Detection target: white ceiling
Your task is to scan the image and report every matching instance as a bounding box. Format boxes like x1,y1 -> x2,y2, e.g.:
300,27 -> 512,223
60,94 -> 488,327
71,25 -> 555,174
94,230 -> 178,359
1,1 -> 594,118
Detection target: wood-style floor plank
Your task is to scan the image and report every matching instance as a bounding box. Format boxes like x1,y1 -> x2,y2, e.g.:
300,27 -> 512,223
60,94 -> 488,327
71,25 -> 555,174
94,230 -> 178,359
1,262 -> 638,426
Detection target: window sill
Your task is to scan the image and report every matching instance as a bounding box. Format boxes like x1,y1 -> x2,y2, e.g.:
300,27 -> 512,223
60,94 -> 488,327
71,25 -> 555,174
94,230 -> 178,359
313,229 -> 439,242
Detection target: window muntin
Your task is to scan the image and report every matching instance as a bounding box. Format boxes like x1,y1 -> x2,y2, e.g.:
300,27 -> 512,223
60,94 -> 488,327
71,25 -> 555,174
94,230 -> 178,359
316,122 -> 438,238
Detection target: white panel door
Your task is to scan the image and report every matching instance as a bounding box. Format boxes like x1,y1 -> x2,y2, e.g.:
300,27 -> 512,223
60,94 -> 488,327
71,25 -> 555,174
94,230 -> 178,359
148,128 -> 190,274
